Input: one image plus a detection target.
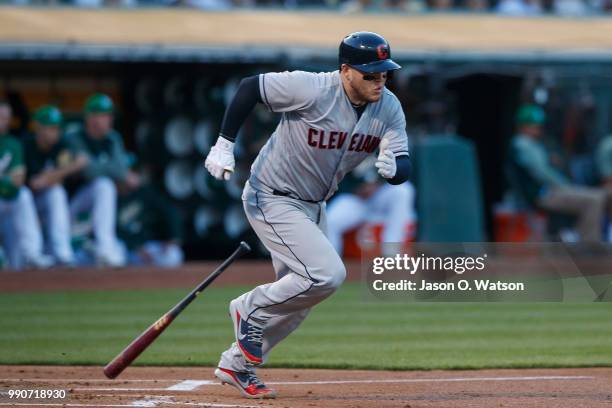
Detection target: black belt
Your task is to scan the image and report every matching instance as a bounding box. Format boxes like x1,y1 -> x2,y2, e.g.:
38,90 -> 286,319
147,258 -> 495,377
272,189 -> 320,204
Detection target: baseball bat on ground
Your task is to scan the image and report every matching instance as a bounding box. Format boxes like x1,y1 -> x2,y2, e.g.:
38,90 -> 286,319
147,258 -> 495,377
103,241 -> 251,379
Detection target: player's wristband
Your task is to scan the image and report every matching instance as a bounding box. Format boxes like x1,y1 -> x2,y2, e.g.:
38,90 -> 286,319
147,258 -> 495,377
387,156 -> 411,185
215,135 -> 235,152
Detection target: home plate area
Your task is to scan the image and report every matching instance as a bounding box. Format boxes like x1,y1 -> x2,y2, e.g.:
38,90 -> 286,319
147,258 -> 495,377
1,366 -> 611,408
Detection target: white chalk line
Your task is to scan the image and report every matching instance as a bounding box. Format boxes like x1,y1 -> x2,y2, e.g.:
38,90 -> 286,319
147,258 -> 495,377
268,375 -> 595,386
128,399 -> 266,408
74,388 -> 183,392
130,395 -> 174,407
1,394 -> 266,408
166,380 -> 216,390
69,374 -> 594,393
91,395 -> 267,408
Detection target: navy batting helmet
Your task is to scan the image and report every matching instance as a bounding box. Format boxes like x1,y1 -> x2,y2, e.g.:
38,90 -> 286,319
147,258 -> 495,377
339,31 -> 401,74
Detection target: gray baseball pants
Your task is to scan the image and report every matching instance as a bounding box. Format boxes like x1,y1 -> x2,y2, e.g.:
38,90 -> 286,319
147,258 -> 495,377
218,181 -> 346,372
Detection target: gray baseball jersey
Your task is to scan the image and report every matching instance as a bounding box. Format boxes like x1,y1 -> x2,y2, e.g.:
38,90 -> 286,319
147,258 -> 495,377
218,70 -> 409,376
249,70 -> 409,202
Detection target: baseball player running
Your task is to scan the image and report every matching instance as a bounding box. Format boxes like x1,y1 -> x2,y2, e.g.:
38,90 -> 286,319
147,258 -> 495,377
204,32 -> 411,399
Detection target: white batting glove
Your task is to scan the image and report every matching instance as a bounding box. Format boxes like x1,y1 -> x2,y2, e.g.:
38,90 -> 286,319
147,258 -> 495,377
375,138 -> 396,179
205,137 -> 235,181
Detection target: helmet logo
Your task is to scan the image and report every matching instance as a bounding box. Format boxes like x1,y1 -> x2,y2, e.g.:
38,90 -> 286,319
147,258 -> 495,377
377,44 -> 389,60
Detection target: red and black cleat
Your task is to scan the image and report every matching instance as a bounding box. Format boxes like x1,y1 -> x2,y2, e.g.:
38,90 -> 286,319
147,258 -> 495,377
230,300 -> 264,366
214,367 -> 277,399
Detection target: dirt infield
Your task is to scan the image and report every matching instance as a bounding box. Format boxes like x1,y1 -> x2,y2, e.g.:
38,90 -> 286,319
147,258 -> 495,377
0,261 -> 362,293
1,365 -> 611,407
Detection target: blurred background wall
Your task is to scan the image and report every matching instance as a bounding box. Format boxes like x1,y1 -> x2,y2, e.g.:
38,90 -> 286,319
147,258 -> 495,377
2,9 -> 612,258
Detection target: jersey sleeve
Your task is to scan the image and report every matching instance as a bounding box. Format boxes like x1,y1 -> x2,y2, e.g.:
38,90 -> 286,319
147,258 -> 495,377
259,71 -> 317,113
383,101 -> 409,157
8,138 -> 24,173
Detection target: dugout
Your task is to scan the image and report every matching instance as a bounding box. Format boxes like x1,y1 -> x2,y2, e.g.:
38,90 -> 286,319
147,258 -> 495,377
2,9 -> 612,255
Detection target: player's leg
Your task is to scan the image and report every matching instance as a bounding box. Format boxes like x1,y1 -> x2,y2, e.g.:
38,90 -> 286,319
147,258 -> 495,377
250,199 -> 335,361
140,241 -> 184,267
538,186 -> 606,242
223,184 -> 345,368
218,310 -> 312,374
260,255 -> 312,361
0,198 -> 20,269
326,193 -> 368,255
216,251 -> 311,399
35,185 -> 75,264
70,177 -> 124,266
238,189 -> 346,321
218,255 -> 311,373
15,187 -> 53,268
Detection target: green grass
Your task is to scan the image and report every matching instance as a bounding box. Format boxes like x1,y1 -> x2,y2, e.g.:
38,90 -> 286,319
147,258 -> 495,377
1,283 -> 611,370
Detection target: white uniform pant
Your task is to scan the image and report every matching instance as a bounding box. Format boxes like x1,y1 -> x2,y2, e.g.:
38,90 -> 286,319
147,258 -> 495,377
70,177 -> 123,264
219,181 -> 346,372
0,187 -> 45,269
34,185 -> 74,262
120,240 -> 184,267
326,182 -> 416,255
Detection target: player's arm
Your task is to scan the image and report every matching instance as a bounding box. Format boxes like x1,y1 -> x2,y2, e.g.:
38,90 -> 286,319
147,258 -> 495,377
382,155 -> 411,185
376,141 -> 411,185
0,167 -> 23,200
1,139 -> 25,188
205,75 -> 261,180
83,133 -> 129,182
514,138 -> 569,187
29,153 -> 88,191
2,166 -> 25,187
376,102 -> 411,185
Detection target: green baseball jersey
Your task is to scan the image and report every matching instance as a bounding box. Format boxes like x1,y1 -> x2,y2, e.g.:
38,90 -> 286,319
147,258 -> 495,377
23,134 -> 74,181
511,134 -> 570,188
117,184 -> 183,250
0,134 -> 25,200
65,128 -> 128,183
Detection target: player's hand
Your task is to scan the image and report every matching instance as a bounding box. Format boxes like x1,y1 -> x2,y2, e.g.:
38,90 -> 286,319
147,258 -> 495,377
375,138 -> 396,179
205,137 -> 235,181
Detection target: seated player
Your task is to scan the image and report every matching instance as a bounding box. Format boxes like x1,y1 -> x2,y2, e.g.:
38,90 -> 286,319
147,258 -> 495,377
66,94 -> 136,267
509,104 -> 612,242
24,105 -> 88,265
0,100 -> 53,269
